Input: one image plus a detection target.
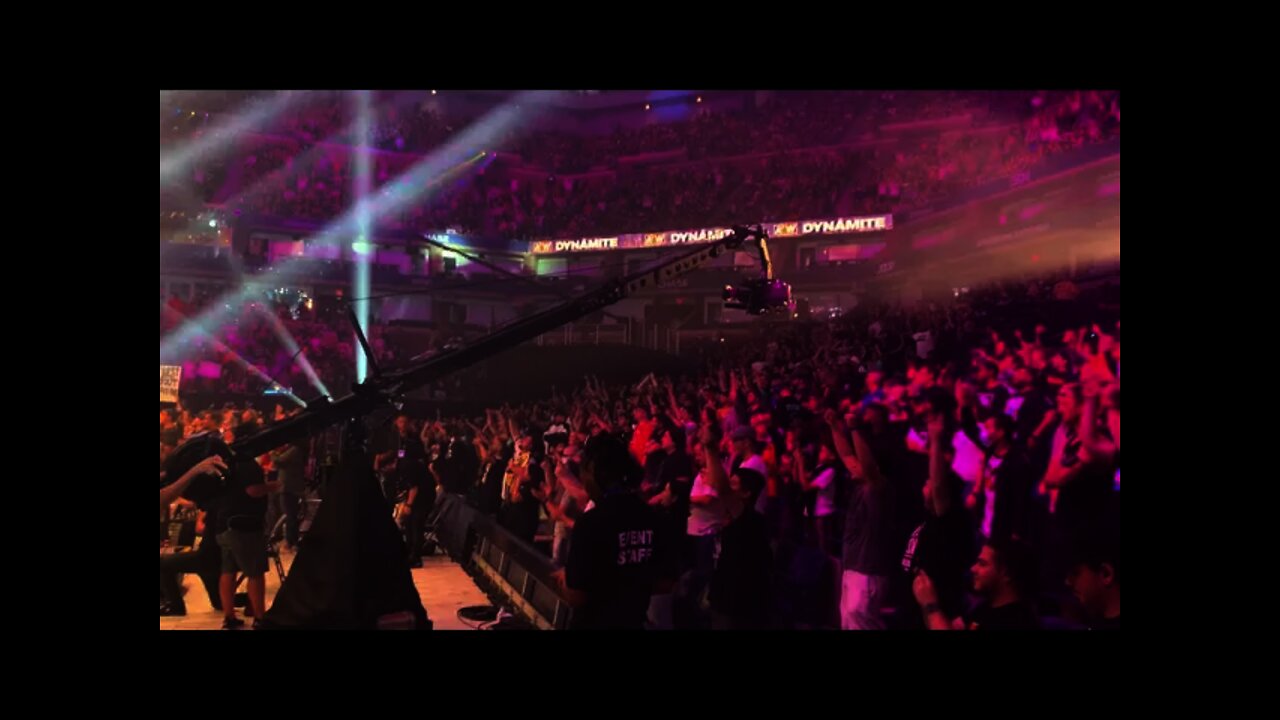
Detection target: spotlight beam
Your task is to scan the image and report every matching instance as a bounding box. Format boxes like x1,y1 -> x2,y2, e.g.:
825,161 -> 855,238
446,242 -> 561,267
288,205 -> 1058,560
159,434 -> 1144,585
221,247 -> 328,397
354,90 -> 373,384
160,304 -> 306,408
160,91 -> 309,187
161,91 -> 562,360
254,305 -> 331,397
200,91 -> 426,219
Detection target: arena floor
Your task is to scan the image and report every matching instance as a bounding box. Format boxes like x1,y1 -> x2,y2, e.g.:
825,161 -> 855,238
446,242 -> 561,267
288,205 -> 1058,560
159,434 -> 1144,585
159,550 -> 491,631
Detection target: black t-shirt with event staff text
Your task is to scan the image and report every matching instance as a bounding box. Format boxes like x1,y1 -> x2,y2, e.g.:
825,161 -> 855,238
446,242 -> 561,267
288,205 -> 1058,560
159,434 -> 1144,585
565,493 -> 676,630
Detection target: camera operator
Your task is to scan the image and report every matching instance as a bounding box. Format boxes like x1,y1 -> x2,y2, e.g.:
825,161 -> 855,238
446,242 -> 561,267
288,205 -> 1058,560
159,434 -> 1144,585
214,422 -> 283,629
377,414 -> 432,568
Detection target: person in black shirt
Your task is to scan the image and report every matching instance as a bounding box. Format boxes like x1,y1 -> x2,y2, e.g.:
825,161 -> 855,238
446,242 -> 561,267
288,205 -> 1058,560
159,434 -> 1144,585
214,446 -> 280,629
268,433 -> 309,550
476,435 -> 509,515
825,405 -> 897,630
914,537 -> 1040,630
901,392 -> 974,623
561,434 -> 676,629
1045,384 -> 1115,531
544,444 -> 588,568
161,505 -> 224,616
973,360 -> 1010,416
648,427 -> 694,532
794,438 -> 840,556
1040,383 -> 1116,607
159,454 -> 228,616
447,431 -> 480,496
377,414 -> 433,567
701,425 -> 772,630
641,427 -> 693,629
897,394 -> 933,547
498,431 -> 548,546
160,409 -> 184,447
1008,367 -> 1052,450
429,427 -> 475,497
543,411 -> 570,452
1066,524 -> 1120,630
969,412 -> 1035,544
1043,351 -> 1072,392
640,428 -> 668,501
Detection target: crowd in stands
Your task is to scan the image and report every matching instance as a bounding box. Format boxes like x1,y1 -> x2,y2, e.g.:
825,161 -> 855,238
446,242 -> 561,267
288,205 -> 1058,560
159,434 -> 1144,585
160,292 -> 478,407
161,267 -> 1120,630
161,90 -> 1119,628
162,90 -> 1119,241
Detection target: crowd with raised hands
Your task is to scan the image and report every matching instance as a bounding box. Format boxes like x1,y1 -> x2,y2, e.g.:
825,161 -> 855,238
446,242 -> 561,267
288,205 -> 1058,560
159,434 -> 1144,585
342,269 -> 1120,630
